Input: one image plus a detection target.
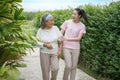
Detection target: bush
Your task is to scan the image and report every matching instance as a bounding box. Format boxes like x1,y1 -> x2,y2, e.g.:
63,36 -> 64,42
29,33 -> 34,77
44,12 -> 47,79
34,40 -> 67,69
0,0 -> 37,79
23,12 -> 36,20
33,9 -> 72,29
79,1 -> 120,79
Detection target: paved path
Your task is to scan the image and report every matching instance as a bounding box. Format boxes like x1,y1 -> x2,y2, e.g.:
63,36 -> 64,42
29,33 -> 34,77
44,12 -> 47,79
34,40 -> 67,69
17,48 -> 96,80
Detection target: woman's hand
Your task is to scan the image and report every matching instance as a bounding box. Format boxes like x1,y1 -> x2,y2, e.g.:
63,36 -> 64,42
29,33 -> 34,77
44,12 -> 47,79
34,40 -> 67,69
43,43 -> 53,49
60,36 -> 68,41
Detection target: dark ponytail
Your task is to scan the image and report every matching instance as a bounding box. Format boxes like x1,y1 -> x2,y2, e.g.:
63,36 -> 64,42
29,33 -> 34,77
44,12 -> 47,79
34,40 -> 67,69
74,8 -> 88,23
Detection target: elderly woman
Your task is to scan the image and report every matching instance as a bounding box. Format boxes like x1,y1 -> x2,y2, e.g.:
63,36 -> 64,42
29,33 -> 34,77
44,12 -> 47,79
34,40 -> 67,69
36,14 -> 62,80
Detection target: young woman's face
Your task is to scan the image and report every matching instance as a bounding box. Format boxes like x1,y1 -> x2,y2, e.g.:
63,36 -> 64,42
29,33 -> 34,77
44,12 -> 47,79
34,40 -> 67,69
72,10 -> 80,21
45,17 -> 54,28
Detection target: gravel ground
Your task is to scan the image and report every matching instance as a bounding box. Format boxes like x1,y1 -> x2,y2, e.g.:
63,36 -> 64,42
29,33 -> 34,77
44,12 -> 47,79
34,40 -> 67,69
17,48 -> 96,80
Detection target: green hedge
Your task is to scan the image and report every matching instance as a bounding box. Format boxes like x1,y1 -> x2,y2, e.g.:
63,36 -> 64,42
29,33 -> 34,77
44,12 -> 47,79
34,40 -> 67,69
33,9 -> 72,29
24,1 -> 120,79
79,2 -> 120,79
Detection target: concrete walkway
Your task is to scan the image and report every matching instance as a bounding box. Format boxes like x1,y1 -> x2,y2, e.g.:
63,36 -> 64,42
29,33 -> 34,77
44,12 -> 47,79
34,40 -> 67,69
17,48 -> 96,80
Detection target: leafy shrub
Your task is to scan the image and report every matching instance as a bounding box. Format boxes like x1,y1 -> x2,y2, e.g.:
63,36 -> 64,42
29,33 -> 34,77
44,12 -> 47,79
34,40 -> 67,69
0,62 -> 20,80
23,12 -> 36,20
0,0 -> 37,79
33,9 -> 72,29
79,1 -> 120,79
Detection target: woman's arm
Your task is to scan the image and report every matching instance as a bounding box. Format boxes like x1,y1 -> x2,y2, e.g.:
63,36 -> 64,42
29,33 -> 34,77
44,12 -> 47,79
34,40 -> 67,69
59,40 -> 63,52
36,41 -> 44,47
36,29 -> 44,47
36,29 -> 53,49
36,42 -> 53,49
58,40 -> 63,58
61,29 -> 65,35
60,20 -> 68,35
65,33 -> 84,42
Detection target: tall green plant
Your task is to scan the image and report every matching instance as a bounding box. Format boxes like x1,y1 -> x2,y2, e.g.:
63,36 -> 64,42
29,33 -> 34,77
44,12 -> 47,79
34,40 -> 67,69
0,0 -> 37,79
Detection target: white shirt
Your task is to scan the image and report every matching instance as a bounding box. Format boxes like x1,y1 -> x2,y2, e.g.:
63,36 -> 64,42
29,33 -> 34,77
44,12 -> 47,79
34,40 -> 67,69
36,26 -> 62,54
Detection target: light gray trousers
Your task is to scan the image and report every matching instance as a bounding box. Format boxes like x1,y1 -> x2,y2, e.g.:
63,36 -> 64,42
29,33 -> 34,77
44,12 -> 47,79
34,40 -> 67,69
40,53 -> 59,80
63,48 -> 80,80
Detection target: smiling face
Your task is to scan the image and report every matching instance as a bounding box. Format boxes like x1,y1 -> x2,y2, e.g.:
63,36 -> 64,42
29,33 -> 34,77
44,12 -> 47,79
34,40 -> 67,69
72,10 -> 81,21
45,16 -> 54,28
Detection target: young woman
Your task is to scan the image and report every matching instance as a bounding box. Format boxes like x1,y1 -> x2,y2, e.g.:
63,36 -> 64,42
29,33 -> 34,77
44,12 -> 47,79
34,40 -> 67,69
36,14 -> 62,80
60,8 -> 88,80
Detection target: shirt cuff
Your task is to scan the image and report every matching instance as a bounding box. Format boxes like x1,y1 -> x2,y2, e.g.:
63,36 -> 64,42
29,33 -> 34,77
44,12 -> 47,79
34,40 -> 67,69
36,42 -> 44,47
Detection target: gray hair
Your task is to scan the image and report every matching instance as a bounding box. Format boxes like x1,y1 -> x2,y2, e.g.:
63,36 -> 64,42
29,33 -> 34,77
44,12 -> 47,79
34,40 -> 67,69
39,14 -> 52,29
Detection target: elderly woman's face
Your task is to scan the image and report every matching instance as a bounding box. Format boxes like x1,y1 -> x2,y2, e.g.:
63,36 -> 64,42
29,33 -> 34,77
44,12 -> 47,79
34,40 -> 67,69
45,17 -> 54,28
